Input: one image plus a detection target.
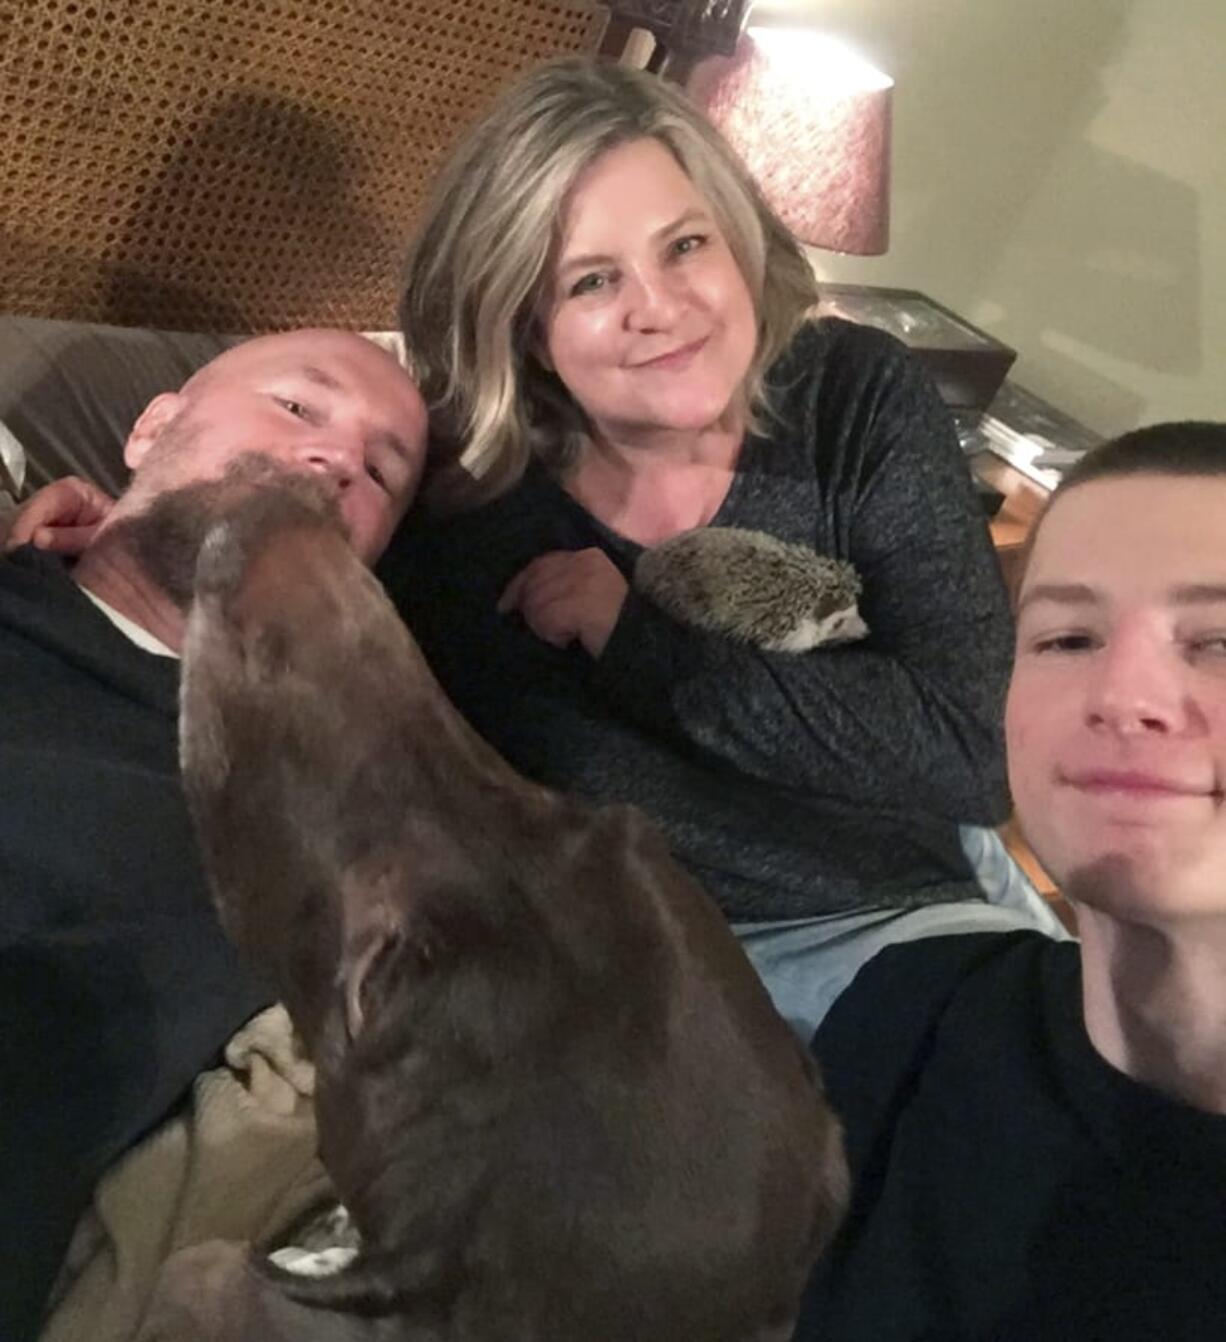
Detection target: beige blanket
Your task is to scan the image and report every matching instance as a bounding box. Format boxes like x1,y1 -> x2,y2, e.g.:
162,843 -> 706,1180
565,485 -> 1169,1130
42,1005 -> 333,1342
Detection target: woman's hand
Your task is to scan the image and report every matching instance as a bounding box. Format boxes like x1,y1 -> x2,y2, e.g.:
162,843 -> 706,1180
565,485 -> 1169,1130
498,548 -> 628,658
3,477 -> 115,556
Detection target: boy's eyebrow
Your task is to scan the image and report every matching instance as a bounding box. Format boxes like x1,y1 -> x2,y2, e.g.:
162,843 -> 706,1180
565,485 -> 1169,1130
1171,583 -> 1226,605
1018,581 -> 1226,615
1016,582 -> 1098,615
556,208 -> 712,276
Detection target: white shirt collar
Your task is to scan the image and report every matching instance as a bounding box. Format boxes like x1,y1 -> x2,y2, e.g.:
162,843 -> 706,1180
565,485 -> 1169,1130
79,585 -> 179,659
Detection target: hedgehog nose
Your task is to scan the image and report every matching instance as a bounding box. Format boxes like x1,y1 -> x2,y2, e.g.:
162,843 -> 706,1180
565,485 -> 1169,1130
832,611 -> 869,643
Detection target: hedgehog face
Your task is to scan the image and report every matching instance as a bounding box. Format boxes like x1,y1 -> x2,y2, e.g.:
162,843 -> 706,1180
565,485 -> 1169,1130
813,604 -> 869,646
766,602 -> 867,653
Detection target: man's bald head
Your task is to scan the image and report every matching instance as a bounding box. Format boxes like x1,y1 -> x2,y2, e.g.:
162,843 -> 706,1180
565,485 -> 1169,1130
117,329 -> 428,566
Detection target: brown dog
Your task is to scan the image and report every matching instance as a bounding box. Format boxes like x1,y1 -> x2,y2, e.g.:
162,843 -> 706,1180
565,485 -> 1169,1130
153,485 -> 846,1341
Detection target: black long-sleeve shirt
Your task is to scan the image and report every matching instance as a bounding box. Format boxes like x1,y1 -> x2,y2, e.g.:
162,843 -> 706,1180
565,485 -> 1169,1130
0,548 -> 269,1341
799,932 -> 1226,1340
383,319 -> 1014,922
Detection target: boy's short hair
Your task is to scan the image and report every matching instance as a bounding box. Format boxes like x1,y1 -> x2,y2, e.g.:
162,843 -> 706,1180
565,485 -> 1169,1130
1054,420 -> 1226,493
1014,421 -> 1226,598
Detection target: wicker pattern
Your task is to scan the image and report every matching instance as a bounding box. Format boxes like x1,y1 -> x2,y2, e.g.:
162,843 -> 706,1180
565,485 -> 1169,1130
0,0 -> 607,332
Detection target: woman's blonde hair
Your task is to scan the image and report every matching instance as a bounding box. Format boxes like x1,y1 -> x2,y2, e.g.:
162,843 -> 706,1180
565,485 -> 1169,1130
400,56 -> 818,507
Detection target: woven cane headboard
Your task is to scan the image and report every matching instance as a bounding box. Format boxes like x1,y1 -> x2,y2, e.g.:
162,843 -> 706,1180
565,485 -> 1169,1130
0,0 -> 609,332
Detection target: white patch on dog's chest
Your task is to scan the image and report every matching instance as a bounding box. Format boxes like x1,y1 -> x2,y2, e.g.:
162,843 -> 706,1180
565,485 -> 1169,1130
268,1244 -> 359,1277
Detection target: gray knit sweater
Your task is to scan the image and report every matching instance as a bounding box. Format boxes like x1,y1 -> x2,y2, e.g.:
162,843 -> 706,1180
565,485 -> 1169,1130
383,319 -> 1013,921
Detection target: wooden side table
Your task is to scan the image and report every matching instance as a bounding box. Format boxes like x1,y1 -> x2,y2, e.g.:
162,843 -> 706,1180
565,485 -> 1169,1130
972,450 -> 1051,594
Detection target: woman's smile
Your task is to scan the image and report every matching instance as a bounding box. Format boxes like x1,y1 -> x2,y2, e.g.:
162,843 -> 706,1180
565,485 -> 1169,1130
631,336 -> 711,371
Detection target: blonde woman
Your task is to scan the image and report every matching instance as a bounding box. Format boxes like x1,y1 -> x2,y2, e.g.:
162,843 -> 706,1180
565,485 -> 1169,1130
387,57 -> 1066,1039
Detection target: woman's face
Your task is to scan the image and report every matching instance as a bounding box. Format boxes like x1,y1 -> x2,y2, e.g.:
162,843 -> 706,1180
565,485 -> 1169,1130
540,137 -> 758,448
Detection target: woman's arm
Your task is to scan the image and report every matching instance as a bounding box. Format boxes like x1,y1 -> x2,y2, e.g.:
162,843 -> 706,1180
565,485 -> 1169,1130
2,477 -> 115,555
589,335 -> 1013,825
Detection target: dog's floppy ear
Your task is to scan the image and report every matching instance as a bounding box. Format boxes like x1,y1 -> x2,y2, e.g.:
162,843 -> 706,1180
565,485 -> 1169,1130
338,865 -> 414,1042
337,826 -> 496,1041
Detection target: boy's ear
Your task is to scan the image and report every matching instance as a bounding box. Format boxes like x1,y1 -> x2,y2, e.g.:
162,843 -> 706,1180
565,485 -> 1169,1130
124,392 -> 185,470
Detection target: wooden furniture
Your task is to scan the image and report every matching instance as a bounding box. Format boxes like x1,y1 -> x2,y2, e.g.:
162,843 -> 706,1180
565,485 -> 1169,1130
819,286 -> 1018,416
974,449 -> 1052,594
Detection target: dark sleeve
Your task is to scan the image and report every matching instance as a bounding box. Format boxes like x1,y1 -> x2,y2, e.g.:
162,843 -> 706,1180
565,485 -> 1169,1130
591,332 -> 1012,824
381,492 -> 592,746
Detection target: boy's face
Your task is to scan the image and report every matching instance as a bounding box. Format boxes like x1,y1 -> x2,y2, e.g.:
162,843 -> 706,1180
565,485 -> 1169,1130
1007,474 -> 1226,919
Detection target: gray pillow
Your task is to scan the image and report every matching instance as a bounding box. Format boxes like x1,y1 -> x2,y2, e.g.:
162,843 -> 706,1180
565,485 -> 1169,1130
0,316 -> 239,497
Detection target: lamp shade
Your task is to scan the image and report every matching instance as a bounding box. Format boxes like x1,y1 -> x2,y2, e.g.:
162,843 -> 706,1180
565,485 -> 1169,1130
687,28 -> 893,255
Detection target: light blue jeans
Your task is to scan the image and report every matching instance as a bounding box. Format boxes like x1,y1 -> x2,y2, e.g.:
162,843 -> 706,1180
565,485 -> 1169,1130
733,826 -> 1071,1043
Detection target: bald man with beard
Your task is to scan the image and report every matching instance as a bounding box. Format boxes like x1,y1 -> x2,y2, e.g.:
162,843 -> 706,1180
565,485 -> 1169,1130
0,331 -> 428,1341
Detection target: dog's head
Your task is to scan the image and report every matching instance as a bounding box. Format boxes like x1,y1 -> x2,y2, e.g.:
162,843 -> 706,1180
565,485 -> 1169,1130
180,483 -> 512,1055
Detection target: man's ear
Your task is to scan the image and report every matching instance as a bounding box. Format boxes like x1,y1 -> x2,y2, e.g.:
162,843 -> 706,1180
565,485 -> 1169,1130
124,391 -> 185,469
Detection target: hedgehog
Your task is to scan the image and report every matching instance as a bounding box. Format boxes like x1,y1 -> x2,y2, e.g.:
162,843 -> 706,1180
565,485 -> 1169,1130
635,526 -> 868,653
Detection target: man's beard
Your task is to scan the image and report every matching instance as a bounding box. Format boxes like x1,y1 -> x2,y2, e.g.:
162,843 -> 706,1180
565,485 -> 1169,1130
110,454 -> 344,610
